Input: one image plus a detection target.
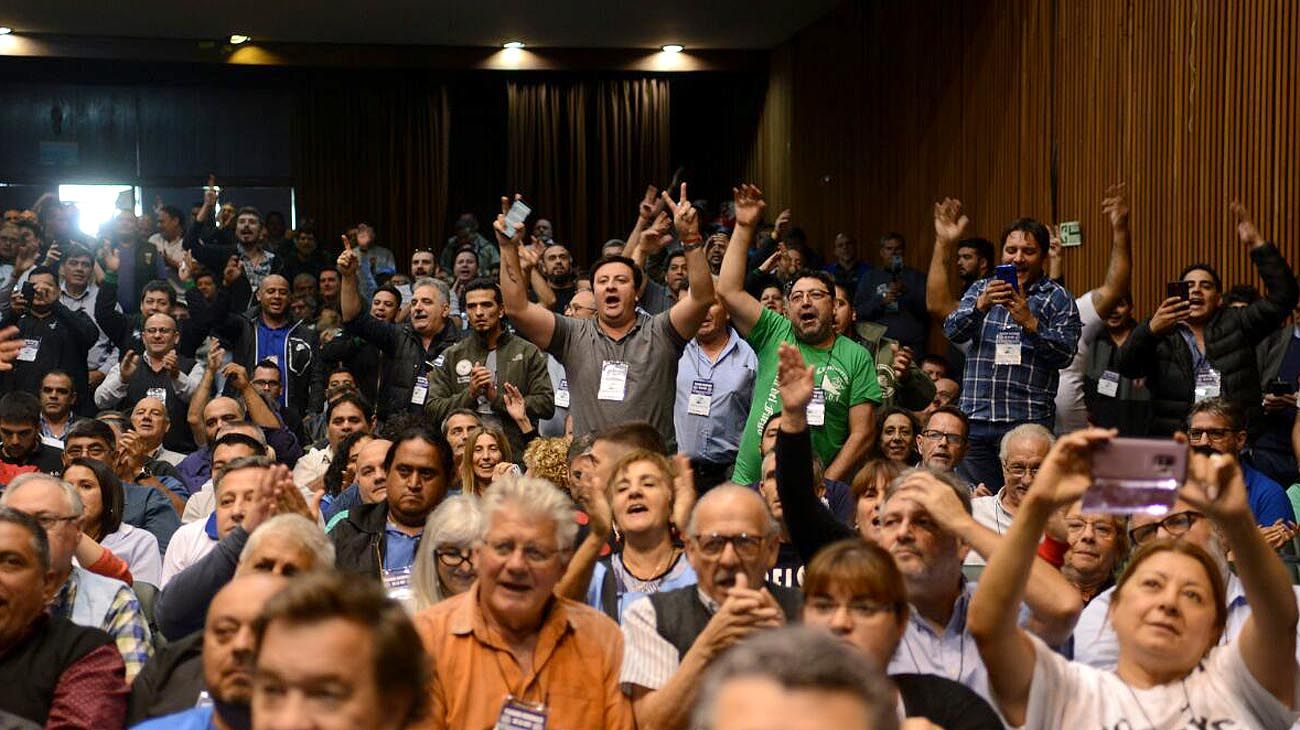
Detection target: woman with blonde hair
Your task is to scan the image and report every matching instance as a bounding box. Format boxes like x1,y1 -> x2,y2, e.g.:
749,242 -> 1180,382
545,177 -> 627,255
410,495 -> 485,612
457,426 -> 514,496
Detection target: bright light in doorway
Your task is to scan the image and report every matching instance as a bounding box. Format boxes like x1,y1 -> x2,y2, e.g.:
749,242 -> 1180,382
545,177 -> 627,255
57,184 -> 137,237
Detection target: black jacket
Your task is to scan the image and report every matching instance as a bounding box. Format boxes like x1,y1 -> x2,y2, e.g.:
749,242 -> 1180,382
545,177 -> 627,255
0,303 -> 99,417
329,501 -> 396,580
210,287 -> 322,417
342,311 -> 463,421
95,279 -> 212,359
1114,242 -> 1298,436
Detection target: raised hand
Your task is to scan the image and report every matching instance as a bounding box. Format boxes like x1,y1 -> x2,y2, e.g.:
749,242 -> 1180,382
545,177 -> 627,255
120,350 -> 140,381
162,351 -> 180,377
493,194 -> 525,246
1180,450 -> 1251,523
662,182 -> 700,241
671,453 -> 697,533
99,244 -> 120,274
1231,201 -> 1264,247
501,381 -> 528,424
178,251 -> 195,283
773,209 -> 792,241
206,342 -> 226,375
516,244 -> 540,272
932,198 -> 969,244
491,461 -> 519,481
639,212 -> 673,254
222,255 -> 243,286
976,278 -> 1014,312
1025,428 -> 1116,509
222,361 -> 250,390
732,184 -> 766,229
42,244 -> 63,268
203,174 -> 219,207
336,235 -> 358,277
1148,295 -> 1191,335
0,327 -> 23,372
776,342 -> 815,411
891,345 -> 914,378
638,184 -> 662,222
1102,183 -> 1130,231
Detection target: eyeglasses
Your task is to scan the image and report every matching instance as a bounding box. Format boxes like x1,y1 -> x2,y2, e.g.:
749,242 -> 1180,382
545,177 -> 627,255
483,539 -> 559,565
1128,511 -> 1204,546
804,596 -> 895,620
435,547 -> 472,569
1004,463 -> 1040,478
1065,518 -> 1118,540
920,430 -> 966,445
34,514 -> 79,530
1187,428 -> 1235,441
64,444 -> 109,458
568,304 -> 597,315
788,289 -> 831,305
692,532 -> 767,559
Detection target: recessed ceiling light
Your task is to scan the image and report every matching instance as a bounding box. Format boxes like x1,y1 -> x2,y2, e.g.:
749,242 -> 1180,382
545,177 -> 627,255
503,41 -> 525,49
229,34 -> 251,45
661,44 -> 684,54
0,27 -> 13,35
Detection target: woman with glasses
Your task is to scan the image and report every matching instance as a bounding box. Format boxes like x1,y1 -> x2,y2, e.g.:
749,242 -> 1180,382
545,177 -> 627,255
64,457 -> 162,585
802,539 -> 1003,728
457,426 -> 514,496
410,495 -> 484,612
585,450 -> 696,622
874,407 -> 921,466
1060,504 -> 1128,605
969,429 -> 1299,728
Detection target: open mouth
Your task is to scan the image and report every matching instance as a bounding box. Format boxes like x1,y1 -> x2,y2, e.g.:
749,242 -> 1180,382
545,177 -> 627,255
625,503 -> 649,515
798,311 -> 817,325
499,580 -> 532,595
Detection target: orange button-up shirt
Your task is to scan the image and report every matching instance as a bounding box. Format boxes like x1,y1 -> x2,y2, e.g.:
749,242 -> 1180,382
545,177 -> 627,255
412,585 -> 635,730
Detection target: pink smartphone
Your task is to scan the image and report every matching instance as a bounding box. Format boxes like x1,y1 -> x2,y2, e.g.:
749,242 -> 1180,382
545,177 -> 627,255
1082,438 -> 1187,515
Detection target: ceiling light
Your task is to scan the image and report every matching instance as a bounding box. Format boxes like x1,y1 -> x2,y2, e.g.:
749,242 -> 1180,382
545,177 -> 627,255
229,34 -> 251,45
0,27 -> 12,35
661,44 -> 684,54
502,41 -> 525,49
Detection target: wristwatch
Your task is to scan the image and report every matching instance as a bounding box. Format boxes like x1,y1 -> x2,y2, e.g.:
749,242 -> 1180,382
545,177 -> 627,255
134,463 -> 153,482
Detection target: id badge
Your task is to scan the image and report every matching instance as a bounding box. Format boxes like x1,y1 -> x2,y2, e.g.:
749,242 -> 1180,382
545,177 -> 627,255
994,330 -> 1021,366
1194,369 -> 1221,402
496,696 -> 547,730
411,375 -> 429,405
598,361 -> 628,401
554,379 -> 570,408
380,566 -> 413,602
1097,370 -> 1120,398
18,338 -> 39,362
807,387 -> 826,426
146,387 -> 168,404
688,379 -> 713,417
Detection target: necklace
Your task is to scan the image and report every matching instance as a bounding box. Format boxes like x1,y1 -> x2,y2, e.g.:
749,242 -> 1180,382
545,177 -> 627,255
1117,673 -> 1193,729
621,546 -> 679,582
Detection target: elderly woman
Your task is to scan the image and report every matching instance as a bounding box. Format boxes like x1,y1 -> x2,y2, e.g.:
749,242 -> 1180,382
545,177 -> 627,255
410,495 -> 484,612
1060,503 -> 1128,604
969,430 -> 1299,728
65,457 -> 162,585
801,539 -> 1002,728
458,426 -> 514,496
586,450 -> 696,621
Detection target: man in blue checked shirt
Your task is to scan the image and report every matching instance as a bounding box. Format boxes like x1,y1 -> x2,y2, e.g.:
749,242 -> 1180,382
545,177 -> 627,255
942,206 -> 1081,492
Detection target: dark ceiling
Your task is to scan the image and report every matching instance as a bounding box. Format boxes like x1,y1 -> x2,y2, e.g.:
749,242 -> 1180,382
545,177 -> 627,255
2,0 -> 840,50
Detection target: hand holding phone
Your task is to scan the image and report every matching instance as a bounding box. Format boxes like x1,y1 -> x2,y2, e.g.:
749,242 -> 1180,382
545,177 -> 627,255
503,199 -> 531,238
1166,281 -> 1191,302
1082,437 -> 1187,515
994,264 -> 1020,294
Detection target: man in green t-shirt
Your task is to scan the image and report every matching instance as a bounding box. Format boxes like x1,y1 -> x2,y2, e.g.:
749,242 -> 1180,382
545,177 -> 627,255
718,184 -> 881,484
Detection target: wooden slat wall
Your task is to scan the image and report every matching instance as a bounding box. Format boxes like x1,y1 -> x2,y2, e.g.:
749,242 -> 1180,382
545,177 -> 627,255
772,0 -> 1300,317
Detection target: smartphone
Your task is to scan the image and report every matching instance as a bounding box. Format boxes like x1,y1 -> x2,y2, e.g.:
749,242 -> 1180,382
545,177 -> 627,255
1268,378 -> 1296,396
20,282 -> 35,302
1059,221 -> 1083,247
993,264 -> 1020,293
1166,281 -> 1191,301
1082,438 -> 1187,515
503,200 -> 531,237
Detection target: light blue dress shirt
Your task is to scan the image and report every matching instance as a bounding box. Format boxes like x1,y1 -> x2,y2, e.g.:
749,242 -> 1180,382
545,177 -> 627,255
673,329 -> 757,463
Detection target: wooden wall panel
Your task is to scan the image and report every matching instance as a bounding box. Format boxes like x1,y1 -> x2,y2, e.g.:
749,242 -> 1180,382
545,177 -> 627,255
773,0 -> 1300,318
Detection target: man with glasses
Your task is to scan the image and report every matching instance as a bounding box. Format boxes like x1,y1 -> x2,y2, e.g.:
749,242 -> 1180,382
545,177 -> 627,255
620,485 -> 800,730
1186,397 -> 1294,536
415,476 -> 633,729
718,185 -> 880,485
967,424 -> 1054,565
95,312 -> 204,453
915,405 -> 971,476
1073,492 -> 1300,671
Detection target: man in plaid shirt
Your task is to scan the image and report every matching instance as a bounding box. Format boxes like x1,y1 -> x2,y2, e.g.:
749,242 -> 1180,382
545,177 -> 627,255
2,473 -> 153,683
942,212 -> 1081,492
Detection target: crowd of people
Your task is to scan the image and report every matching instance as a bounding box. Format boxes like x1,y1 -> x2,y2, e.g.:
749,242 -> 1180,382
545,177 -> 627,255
0,175 -> 1298,729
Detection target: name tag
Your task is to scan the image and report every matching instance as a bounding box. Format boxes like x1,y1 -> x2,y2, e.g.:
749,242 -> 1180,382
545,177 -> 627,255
411,376 -> 429,405
18,338 -> 39,362
994,330 -> 1022,366
380,566 -> 413,602
496,696 -> 548,730
1194,369 -> 1221,402
1097,370 -> 1120,398
807,387 -> 826,426
554,378 -> 570,408
147,387 -> 168,404
598,361 -> 628,401
687,379 -> 713,417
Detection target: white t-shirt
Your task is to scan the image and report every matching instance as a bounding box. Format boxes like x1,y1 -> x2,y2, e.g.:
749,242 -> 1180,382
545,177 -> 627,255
966,494 -> 1014,566
1055,291 -> 1103,434
159,518 -> 217,587
1021,631 -> 1300,730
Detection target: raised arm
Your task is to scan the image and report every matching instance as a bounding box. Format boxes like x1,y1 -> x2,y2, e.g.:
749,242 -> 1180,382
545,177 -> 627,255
1185,452 -> 1298,707
495,195 -> 557,350
663,183 -> 715,339
337,237 -> 363,323
1234,202 -> 1300,340
622,185 -> 662,268
223,362 -> 283,430
927,198 -> 969,321
717,184 -> 767,336
968,429 -> 1110,726
1091,184 -> 1132,318
188,344 -> 223,446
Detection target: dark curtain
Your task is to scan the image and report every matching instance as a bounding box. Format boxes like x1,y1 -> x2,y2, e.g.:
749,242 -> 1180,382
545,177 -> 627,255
508,78 -> 670,262
294,76 -> 449,264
